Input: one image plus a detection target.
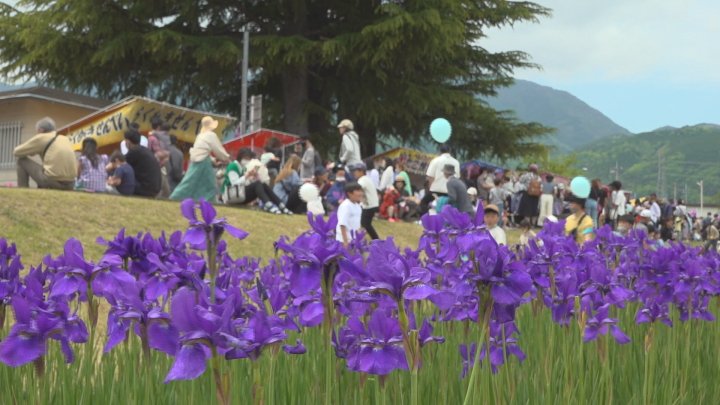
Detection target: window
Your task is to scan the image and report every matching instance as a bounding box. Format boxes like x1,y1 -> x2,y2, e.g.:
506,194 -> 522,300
0,121 -> 23,170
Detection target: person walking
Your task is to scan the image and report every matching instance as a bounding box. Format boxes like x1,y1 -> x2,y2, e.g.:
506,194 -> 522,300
351,163 -> 380,240
14,117 -> 75,190
148,120 -> 172,197
300,138 -> 322,181
609,181 -> 627,227
586,179 -> 602,228
170,116 -> 230,202
76,137 -> 109,192
444,164 -> 474,216
421,144 -> 460,214
538,174 -> 555,225
517,164 -> 542,225
565,194 -> 595,244
336,183 -> 364,246
337,119 -> 362,167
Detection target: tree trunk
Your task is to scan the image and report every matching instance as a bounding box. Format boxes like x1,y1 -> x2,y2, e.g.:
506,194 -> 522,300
282,66 -> 309,137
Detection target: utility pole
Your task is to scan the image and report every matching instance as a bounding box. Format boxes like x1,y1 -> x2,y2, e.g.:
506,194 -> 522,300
656,148 -> 666,199
673,183 -> 677,204
240,28 -> 250,135
698,180 -> 704,216
684,183 -> 688,204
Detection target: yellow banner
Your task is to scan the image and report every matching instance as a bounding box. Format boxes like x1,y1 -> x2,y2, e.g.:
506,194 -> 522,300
376,148 -> 437,176
60,97 -> 235,150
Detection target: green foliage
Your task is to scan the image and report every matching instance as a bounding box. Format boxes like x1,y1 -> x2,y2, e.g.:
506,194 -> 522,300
571,124 -> 720,203
0,0 -> 551,159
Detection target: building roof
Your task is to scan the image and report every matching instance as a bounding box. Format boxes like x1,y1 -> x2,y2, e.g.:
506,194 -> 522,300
0,86 -> 111,110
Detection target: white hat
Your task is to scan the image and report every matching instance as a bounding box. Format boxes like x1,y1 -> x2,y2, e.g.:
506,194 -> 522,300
467,187 -> 478,196
640,209 -> 653,219
337,119 -> 354,130
201,116 -> 219,130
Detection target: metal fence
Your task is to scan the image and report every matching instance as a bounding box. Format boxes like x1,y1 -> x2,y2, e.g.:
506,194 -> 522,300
0,121 -> 23,170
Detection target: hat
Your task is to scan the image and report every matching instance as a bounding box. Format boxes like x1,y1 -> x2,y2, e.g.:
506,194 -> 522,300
442,164 -> 456,176
566,194 -> 586,206
529,164 -> 539,171
394,177 -> 406,184
639,209 -> 653,219
467,187 -> 478,196
201,116 -> 219,130
349,162 -> 366,172
314,167 -> 327,177
337,119 -> 354,130
484,204 -> 500,214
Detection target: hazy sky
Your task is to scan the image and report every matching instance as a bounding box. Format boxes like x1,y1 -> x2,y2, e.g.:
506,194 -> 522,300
484,0 -> 720,133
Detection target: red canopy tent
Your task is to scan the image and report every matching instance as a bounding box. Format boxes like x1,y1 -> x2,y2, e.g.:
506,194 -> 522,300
223,128 -> 302,160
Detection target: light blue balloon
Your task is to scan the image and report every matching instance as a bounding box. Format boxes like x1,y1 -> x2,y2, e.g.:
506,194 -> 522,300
430,118 -> 452,143
570,176 -> 591,199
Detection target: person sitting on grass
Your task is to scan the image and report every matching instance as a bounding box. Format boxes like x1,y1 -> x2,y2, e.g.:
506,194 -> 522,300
379,178 -> 405,223
123,128 -> 162,198
221,148 -> 291,214
106,151 -> 135,196
484,204 -> 507,246
76,137 -> 109,192
336,182 -> 364,247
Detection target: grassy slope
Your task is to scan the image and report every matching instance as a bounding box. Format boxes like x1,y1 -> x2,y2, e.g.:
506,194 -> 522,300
0,188 -> 426,265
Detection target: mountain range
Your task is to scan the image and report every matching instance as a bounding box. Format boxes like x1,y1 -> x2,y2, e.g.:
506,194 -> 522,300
573,124 -> 720,204
486,79 -> 631,152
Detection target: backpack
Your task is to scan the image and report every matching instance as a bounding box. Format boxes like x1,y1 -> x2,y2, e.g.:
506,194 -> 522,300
527,177 -> 542,197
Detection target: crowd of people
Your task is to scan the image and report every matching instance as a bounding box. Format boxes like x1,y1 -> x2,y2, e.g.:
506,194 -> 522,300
11,116 -> 719,251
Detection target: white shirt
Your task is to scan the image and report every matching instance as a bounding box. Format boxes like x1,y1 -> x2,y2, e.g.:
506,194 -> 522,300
426,153 -> 460,194
357,175 -> 379,209
650,202 -> 661,223
336,199 -> 362,242
489,226 -> 507,246
379,166 -> 395,191
368,169 -> 381,189
190,131 -> 230,163
611,190 -> 627,218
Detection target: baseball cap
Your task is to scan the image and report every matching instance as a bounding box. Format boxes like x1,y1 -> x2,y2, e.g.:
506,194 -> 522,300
484,204 -> 500,214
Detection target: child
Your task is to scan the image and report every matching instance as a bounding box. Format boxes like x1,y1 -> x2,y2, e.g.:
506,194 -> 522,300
518,218 -> 536,248
325,165 -> 347,211
336,182 -> 364,246
106,151 -> 135,196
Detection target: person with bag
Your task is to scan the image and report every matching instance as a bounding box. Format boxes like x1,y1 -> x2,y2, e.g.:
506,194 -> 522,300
337,119 -> 362,167
517,164 -> 541,225
565,194 -> 595,244
170,116 -> 229,202
273,155 -> 305,214
221,148 -> 291,214
14,117 -> 75,190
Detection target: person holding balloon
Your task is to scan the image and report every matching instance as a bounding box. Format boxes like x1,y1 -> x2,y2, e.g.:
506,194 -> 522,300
564,177 -> 595,244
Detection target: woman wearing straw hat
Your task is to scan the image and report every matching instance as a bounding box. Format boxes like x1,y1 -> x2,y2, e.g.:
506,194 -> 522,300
170,116 -> 230,202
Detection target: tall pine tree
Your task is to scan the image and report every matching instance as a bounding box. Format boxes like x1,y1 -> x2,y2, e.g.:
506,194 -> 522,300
0,0 -> 551,160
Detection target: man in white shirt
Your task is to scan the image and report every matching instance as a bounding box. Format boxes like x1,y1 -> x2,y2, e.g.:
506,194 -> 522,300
484,204 -> 507,245
610,181 -> 627,226
351,163 -> 380,240
649,193 -> 662,224
421,144 -> 460,214
336,182 -> 364,246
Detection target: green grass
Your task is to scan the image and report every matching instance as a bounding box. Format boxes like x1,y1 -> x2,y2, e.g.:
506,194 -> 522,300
0,188 -> 428,265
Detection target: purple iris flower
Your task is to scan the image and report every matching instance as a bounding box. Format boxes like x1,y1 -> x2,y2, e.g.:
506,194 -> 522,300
342,310 -> 409,376
224,311 -> 288,360
583,304 -> 630,344
165,287 -> 237,382
0,240 -> 22,321
0,294 -> 87,367
104,279 -> 179,355
181,199 -> 249,250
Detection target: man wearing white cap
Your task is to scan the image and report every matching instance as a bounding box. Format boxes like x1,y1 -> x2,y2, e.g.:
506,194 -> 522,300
337,119 -> 362,167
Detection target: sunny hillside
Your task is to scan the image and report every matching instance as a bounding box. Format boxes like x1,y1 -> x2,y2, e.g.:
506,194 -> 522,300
573,124 -> 720,202
0,188 -> 425,265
